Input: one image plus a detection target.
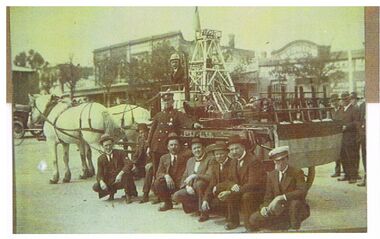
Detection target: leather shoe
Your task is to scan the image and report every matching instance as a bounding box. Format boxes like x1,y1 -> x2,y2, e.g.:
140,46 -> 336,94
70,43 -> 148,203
151,198 -> 161,204
224,222 -> 239,230
330,173 -> 340,178
349,179 -> 357,184
125,195 -> 133,204
337,177 -> 349,181
159,203 -> 173,212
107,194 -> 114,201
198,213 -> 209,222
357,181 -> 366,187
139,195 -> 149,204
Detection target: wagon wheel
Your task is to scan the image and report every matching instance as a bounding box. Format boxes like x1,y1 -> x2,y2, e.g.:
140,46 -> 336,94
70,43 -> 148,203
304,166 -> 316,190
13,120 -> 25,139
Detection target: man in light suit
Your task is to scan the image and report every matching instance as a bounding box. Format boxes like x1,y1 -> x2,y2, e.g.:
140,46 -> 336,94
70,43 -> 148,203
248,146 -> 310,231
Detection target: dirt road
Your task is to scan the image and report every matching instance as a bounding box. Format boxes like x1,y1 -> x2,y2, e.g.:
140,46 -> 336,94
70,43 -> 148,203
14,139 -> 367,233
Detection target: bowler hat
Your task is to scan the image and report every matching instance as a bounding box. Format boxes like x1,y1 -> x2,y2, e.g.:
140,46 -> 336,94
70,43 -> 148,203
99,134 -> 114,145
227,135 -> 247,146
268,146 -> 289,161
191,137 -> 203,145
340,91 -> 350,101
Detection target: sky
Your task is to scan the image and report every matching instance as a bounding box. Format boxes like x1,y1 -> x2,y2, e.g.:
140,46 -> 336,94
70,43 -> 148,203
9,7 -> 365,67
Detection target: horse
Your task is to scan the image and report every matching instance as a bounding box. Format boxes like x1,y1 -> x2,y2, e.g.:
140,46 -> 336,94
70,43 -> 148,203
108,104 -> 151,146
28,94 -> 123,184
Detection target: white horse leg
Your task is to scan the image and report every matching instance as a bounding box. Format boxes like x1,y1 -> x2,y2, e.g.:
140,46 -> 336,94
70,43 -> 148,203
85,143 -> 95,177
62,143 -> 71,183
78,142 -> 90,179
49,142 -> 60,184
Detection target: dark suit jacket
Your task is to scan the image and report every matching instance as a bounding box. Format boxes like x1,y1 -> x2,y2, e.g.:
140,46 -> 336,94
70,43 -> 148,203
358,102 -> 365,139
180,155 -> 213,188
262,166 -> 307,208
96,149 -> 133,185
204,157 -> 235,202
340,103 -> 360,146
228,152 -> 267,194
171,66 -> 185,84
132,133 -> 148,165
156,152 -> 188,189
147,108 -> 195,153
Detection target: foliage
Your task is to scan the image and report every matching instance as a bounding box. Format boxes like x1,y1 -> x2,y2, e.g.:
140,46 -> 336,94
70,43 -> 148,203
14,49 -> 47,69
58,60 -> 81,100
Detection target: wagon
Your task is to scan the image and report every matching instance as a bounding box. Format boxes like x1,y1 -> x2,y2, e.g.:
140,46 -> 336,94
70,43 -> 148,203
13,104 -> 44,139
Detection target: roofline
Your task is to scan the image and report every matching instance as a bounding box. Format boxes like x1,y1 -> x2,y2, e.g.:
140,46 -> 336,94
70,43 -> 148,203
93,31 -> 184,53
271,40 -> 321,55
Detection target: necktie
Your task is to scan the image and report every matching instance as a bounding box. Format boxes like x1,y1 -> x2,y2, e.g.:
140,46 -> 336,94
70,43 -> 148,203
172,156 -> 176,166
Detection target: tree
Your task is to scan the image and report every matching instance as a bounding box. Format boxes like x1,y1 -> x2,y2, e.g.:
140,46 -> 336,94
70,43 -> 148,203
13,49 -> 45,69
98,57 -> 118,107
151,41 -> 176,82
270,46 -> 345,91
58,56 -> 81,100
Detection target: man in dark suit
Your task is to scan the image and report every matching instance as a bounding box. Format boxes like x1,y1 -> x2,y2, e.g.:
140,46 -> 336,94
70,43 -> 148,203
357,100 -> 366,187
132,123 -> 149,179
173,138 -> 213,221
217,135 -> 267,231
329,94 -> 344,178
153,133 -> 188,211
141,92 -> 200,204
248,146 -> 310,231
338,92 -> 360,184
92,134 -> 137,204
200,142 -> 235,222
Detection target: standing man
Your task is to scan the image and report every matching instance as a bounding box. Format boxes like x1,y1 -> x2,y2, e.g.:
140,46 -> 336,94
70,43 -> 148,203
92,134 -> 137,204
218,135 -> 267,231
154,133 -> 188,211
169,53 -> 189,100
132,123 -> 149,179
329,94 -> 343,178
248,146 -> 310,231
173,138 -> 213,220
357,100 -> 366,187
338,92 -> 360,184
142,92 -> 201,204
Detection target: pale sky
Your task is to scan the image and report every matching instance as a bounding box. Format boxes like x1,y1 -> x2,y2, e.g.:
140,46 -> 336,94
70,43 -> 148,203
10,7 -> 365,67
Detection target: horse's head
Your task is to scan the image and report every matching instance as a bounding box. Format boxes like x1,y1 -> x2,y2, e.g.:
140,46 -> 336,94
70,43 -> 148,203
28,94 -> 60,125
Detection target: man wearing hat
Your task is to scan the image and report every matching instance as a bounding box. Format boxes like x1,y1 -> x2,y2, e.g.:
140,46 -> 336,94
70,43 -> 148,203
153,133 -> 188,211
329,94 -> 344,178
248,146 -> 310,231
217,135 -> 267,231
200,142 -> 234,222
145,91 -> 201,203
338,91 -> 360,184
169,53 -> 189,100
131,123 -> 149,179
173,138 -> 213,221
92,134 -> 137,203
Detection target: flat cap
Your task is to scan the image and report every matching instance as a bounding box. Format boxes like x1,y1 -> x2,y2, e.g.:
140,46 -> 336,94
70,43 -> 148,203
350,91 -> 358,100
268,146 -> 289,161
99,133 -> 114,145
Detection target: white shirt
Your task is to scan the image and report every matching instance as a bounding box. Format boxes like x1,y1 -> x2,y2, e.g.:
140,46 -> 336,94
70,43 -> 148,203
194,161 -> 201,173
237,150 -> 247,167
106,153 -> 113,163
278,165 -> 289,182
219,158 -> 229,171
170,154 -> 177,166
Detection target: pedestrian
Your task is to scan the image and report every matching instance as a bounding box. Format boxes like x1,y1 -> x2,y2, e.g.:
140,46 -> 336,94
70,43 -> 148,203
329,94 -> 343,178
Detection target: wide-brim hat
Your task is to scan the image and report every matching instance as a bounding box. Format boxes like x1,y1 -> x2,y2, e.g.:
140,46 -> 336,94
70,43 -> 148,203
99,133 -> 114,145
227,134 -> 247,146
268,146 -> 289,161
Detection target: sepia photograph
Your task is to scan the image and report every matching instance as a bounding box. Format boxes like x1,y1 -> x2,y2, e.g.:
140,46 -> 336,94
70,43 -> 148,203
8,5 -> 371,234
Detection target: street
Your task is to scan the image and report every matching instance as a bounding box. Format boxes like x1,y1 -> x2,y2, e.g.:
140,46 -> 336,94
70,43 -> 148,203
14,138 -> 367,233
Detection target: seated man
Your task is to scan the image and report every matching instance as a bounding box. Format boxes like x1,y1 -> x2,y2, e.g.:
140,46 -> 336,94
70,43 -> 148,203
173,138 -> 213,220
218,135 -> 267,231
200,142 -> 234,222
92,134 -> 137,204
249,146 -> 310,231
153,133 -> 188,211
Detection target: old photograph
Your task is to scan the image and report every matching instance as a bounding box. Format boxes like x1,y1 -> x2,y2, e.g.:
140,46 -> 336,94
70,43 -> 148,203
9,6 -> 367,233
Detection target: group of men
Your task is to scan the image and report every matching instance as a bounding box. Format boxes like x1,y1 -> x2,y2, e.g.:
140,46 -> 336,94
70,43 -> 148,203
92,92 -> 310,232
330,91 -> 366,186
